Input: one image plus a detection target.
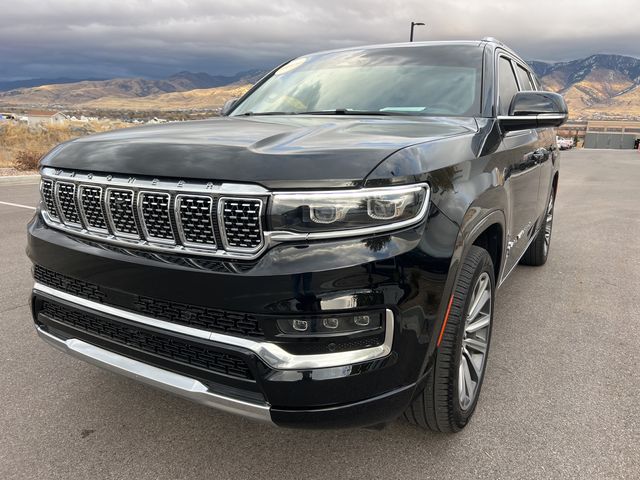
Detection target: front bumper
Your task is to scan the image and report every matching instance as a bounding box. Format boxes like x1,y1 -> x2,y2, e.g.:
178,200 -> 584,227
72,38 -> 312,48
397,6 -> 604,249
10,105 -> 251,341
36,324 -> 416,427
36,325 -> 272,422
27,207 -> 458,428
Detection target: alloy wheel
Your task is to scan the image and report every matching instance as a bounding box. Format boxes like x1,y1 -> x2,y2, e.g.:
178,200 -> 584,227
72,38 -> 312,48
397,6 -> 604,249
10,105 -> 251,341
543,193 -> 555,256
458,272 -> 492,410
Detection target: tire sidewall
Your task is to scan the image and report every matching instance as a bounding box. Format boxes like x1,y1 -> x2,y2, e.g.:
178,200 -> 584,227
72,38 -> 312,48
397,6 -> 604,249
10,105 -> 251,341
450,252 -> 495,428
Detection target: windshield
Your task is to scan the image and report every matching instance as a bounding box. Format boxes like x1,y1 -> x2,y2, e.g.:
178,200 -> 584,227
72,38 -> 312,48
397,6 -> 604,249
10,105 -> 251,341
231,45 -> 483,117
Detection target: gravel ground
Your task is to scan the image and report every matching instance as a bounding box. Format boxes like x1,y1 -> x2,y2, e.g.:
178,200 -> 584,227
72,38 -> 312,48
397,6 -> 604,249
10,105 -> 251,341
0,149 -> 638,480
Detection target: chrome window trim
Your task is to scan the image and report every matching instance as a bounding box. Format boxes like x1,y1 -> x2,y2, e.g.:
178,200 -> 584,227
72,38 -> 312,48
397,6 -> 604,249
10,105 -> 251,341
217,196 -> 265,254
104,187 -> 140,240
36,326 -> 272,422
136,190 -> 176,245
174,194 -> 218,250
33,282 -> 394,370
496,53 -> 521,116
496,114 -> 567,122
77,185 -> 109,234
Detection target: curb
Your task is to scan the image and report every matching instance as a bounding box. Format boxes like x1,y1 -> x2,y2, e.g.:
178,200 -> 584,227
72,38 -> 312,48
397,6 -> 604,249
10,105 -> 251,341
0,175 -> 40,186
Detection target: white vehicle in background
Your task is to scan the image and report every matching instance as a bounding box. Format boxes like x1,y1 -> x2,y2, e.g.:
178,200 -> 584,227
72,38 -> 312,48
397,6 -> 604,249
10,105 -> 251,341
556,136 -> 573,150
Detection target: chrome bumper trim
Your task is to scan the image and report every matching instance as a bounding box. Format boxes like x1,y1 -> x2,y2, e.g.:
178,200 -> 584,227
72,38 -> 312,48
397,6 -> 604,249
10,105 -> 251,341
33,283 -> 394,370
36,326 -> 272,423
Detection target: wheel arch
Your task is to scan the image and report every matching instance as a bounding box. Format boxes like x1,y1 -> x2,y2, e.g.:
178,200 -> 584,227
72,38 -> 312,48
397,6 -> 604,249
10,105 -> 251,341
424,208 -> 506,364
459,210 -> 507,283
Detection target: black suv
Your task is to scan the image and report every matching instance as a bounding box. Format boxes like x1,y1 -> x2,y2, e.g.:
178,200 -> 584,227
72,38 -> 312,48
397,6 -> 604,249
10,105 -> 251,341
28,39 -> 567,432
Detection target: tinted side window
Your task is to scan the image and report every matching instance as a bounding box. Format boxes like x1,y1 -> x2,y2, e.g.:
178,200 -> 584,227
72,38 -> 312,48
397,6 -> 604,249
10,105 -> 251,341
516,65 -> 534,90
498,57 -> 519,115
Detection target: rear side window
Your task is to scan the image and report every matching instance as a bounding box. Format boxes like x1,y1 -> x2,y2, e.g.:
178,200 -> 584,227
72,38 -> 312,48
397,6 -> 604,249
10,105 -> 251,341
498,57 -> 519,115
515,65 -> 534,90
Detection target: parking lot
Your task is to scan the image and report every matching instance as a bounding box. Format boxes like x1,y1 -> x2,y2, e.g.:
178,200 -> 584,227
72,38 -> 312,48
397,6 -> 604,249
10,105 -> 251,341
1,149 -> 638,479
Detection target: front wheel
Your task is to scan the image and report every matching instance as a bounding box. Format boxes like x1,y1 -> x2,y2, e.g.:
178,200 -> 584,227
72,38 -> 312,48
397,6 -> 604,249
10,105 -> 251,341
404,246 -> 494,432
520,189 -> 555,266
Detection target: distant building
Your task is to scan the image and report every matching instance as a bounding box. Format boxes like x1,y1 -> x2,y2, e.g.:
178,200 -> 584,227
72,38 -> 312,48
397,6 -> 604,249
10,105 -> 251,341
558,119 -> 640,149
24,110 -> 68,126
583,120 -> 640,149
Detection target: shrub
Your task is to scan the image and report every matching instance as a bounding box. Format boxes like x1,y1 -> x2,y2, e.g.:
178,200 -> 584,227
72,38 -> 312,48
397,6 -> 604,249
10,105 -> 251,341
0,120 -> 129,171
14,149 -> 46,171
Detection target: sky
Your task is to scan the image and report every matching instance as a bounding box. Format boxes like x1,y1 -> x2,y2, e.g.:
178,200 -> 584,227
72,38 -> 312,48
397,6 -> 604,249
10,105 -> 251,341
1,0 -> 639,81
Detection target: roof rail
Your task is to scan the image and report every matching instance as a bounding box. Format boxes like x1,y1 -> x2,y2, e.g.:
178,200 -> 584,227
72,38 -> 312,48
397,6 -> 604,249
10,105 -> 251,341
481,37 -> 504,45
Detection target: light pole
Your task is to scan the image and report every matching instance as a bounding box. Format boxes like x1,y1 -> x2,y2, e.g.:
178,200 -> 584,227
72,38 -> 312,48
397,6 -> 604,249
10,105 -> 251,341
410,21 -> 425,42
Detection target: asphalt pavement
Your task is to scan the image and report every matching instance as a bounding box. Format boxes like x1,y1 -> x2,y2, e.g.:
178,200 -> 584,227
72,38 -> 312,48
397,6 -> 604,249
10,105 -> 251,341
0,149 -> 638,479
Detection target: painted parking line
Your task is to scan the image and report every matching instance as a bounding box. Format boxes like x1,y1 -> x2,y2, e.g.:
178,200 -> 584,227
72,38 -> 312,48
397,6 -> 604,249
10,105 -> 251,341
0,200 -> 36,211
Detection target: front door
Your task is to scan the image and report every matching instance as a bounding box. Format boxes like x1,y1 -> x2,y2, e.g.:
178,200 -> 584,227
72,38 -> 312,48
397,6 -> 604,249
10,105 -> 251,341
496,55 -> 542,275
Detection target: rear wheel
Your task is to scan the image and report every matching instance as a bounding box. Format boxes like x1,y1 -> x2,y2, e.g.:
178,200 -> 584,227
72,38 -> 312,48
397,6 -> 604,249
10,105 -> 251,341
404,246 -> 494,432
520,189 -> 555,266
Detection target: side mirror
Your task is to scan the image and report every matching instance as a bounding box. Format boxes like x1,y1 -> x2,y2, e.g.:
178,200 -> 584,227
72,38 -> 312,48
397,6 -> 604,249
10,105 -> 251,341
221,97 -> 239,116
498,91 -> 568,132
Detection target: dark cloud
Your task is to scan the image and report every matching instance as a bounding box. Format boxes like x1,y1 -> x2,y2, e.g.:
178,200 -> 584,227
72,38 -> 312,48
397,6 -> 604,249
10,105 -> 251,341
1,0 -> 638,80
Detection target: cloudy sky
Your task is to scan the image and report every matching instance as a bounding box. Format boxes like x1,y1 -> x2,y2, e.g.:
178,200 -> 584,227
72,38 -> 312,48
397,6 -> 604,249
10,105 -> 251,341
1,0 -> 638,81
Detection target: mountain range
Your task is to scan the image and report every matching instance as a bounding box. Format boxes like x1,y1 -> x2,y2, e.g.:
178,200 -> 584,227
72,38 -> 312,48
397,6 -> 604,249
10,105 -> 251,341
531,54 -> 640,119
1,54 -> 639,119
0,69 -> 263,111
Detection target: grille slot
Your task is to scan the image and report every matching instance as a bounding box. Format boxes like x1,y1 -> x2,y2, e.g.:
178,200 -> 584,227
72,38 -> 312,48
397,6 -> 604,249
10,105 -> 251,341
34,265 -> 106,303
220,198 -> 263,250
56,182 -> 81,225
139,192 -> 174,242
39,301 -> 253,379
34,265 -> 264,337
134,296 -> 264,338
106,189 -> 139,237
79,186 -> 108,232
176,195 -> 216,248
41,179 -> 58,219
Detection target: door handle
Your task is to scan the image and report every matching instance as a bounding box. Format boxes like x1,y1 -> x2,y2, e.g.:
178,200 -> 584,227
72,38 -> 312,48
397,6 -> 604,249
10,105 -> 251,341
532,150 -> 545,163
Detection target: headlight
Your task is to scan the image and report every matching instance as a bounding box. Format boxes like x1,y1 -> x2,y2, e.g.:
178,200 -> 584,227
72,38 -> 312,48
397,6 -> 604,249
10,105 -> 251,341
269,183 -> 429,238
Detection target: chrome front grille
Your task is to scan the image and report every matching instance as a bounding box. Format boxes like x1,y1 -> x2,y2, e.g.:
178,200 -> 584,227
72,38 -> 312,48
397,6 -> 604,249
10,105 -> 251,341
106,189 -> 139,237
41,179 -> 58,219
176,195 -> 216,248
220,198 -> 263,251
79,186 -> 108,231
139,192 -> 174,242
56,182 -> 81,225
39,168 -> 268,259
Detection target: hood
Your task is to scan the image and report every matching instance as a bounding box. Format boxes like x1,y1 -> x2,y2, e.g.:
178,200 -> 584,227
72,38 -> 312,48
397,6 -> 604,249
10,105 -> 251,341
44,116 -> 477,189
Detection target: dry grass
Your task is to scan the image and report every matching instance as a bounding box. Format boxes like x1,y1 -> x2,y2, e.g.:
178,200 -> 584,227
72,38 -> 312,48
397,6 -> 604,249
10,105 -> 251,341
0,121 -> 130,171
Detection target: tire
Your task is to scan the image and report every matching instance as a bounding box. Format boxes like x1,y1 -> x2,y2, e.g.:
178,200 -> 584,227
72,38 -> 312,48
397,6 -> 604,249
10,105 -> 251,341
404,246 -> 494,432
520,189 -> 555,266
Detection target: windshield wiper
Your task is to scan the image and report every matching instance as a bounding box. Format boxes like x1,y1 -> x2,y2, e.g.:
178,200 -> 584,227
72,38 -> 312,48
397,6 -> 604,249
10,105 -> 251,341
238,109 -> 413,116
298,109 -> 410,116
237,111 -> 298,116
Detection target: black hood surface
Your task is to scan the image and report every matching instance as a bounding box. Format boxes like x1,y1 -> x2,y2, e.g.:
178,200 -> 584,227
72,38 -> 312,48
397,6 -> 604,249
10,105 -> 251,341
44,116 -> 477,189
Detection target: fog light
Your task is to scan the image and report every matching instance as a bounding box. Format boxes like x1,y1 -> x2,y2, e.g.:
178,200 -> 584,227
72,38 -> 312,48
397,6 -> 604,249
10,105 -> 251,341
276,311 -> 383,336
323,317 -> 339,329
292,319 -> 309,332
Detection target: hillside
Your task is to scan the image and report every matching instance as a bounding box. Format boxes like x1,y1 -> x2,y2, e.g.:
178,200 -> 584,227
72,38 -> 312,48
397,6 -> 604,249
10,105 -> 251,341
531,54 -> 640,119
0,69 -> 262,110
80,84 -> 252,110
